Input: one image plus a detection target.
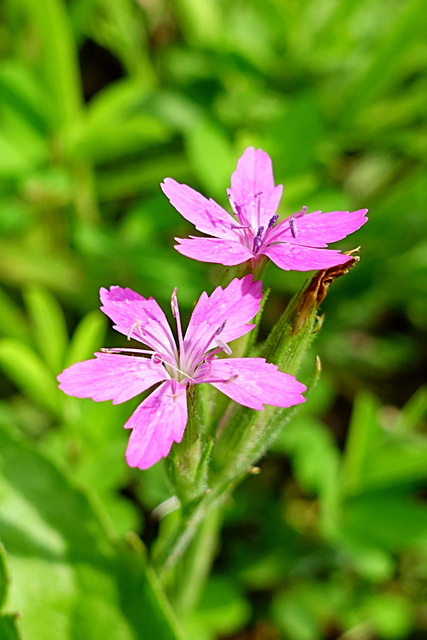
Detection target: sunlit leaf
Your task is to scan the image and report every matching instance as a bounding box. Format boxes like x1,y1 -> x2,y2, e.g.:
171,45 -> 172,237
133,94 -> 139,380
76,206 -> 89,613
0,339 -> 61,415
24,286 -> 68,374
0,424 -> 184,640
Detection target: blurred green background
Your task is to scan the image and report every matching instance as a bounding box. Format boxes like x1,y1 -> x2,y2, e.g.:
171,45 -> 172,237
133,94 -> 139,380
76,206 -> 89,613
0,0 -> 426,639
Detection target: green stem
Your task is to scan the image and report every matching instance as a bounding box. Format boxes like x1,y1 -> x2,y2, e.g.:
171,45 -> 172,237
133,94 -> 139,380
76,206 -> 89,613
170,508 -> 222,614
153,478 -> 238,582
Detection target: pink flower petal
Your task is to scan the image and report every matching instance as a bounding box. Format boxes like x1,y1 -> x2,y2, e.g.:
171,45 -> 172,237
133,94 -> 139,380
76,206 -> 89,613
174,236 -> 252,266
57,352 -> 167,404
229,147 -> 283,228
161,178 -> 234,239
185,275 -> 263,353
263,243 -> 352,271
206,358 -> 306,410
99,286 -> 176,356
125,380 -> 188,469
274,208 -> 368,247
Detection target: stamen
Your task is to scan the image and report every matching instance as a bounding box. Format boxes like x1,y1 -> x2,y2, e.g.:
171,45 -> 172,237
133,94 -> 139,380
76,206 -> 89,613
215,338 -> 232,355
100,346 -> 154,355
253,236 -> 262,253
202,373 -> 238,384
268,214 -> 279,229
289,206 -> 307,239
170,287 -> 179,318
166,388 -> 187,401
185,320 -> 229,371
126,316 -> 176,362
235,203 -> 243,218
170,287 -> 184,355
215,320 -> 227,336
254,192 -> 263,227
154,354 -> 195,382
198,355 -> 215,378
127,319 -> 143,341
252,225 -> 264,254
227,191 -> 243,221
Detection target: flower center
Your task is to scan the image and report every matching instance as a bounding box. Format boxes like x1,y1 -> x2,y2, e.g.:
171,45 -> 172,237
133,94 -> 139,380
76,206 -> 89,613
226,190 -> 286,255
101,296 -> 233,386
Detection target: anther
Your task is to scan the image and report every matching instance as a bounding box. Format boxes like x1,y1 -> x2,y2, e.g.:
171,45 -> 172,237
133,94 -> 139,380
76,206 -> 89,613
228,191 -> 243,220
268,214 -> 279,229
252,225 -> 264,253
127,320 -> 143,340
170,287 -> 179,318
289,206 -> 307,239
215,338 -> 232,355
215,320 -> 227,336
166,389 -> 187,401
253,236 -> 262,253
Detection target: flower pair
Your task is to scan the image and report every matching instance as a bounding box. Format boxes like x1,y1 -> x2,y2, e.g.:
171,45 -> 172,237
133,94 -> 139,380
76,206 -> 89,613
58,147 -> 367,469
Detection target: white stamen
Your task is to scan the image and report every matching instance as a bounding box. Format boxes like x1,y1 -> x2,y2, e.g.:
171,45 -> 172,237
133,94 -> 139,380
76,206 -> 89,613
127,319 -> 143,340
215,338 -> 232,355
100,346 -> 154,355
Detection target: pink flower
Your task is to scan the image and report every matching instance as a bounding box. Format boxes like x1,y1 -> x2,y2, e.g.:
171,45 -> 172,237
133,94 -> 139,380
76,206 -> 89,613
58,276 -> 306,470
161,146 -> 368,271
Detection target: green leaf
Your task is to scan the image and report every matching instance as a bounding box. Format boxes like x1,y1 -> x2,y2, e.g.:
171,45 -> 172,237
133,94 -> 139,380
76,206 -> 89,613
171,0 -> 222,46
343,0 -> 427,121
340,389 -> 427,493
0,544 -> 22,640
185,120 -> 235,199
0,543 -> 9,609
266,96 -> 322,178
274,417 -> 341,536
364,593 -> 413,640
272,589 -> 319,640
0,424 -> 184,640
341,488 -> 427,552
0,615 -> 22,640
183,576 -> 250,639
65,80 -> 170,162
24,286 -> 68,373
0,289 -> 29,342
341,392 -> 381,495
394,386 -> 427,434
0,339 -> 61,415
0,60 -> 50,134
0,132 -> 41,177
19,0 -> 82,128
96,154 -> 192,201
64,310 -> 106,368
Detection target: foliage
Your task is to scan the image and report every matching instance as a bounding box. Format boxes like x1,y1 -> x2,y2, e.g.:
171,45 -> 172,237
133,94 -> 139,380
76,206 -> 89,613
0,0 -> 426,638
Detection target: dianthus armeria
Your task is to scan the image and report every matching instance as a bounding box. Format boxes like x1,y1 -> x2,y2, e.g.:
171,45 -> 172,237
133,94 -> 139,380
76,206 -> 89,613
161,146 -> 368,271
58,276 -> 306,470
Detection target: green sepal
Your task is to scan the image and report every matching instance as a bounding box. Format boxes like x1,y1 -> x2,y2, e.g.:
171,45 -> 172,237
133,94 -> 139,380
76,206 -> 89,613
263,254 -> 359,373
166,385 -> 212,505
